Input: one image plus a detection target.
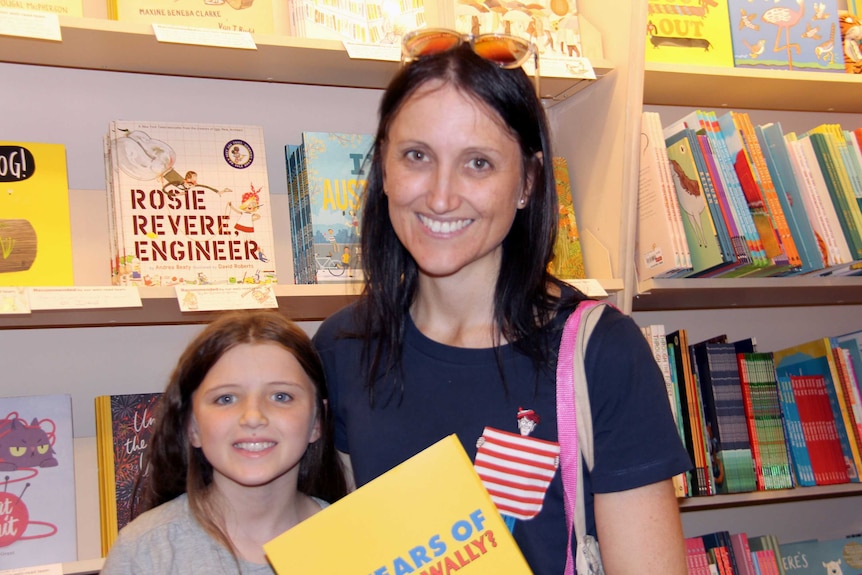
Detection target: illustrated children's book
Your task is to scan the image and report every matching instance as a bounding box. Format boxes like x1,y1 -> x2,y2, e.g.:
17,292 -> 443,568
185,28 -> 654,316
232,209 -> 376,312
727,0 -> 846,73
778,534 -> 862,574
95,392 -> 163,554
548,156 -> 585,280
0,394 -> 77,569
287,0 -> 426,44
264,435 -> 533,574
663,127 -> 732,277
0,142 -> 74,286
106,121 -> 277,287
453,0 -> 591,78
287,131 -> 373,284
645,0 -> 734,67
109,0 -> 275,35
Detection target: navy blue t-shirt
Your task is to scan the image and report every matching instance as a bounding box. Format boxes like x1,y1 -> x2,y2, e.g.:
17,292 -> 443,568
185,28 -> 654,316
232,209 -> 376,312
313,300 -> 692,575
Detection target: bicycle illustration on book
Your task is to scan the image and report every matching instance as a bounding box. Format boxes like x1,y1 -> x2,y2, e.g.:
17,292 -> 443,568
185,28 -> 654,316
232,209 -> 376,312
315,253 -> 346,278
0,411 -> 62,548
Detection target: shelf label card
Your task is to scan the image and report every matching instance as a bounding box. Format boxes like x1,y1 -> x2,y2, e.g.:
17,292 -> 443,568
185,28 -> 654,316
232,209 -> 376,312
0,562 -> 63,575
539,56 -> 596,80
0,287 -> 30,315
27,286 -> 143,310
343,41 -> 399,62
0,8 -> 61,41
175,284 -> 277,312
566,278 -> 607,298
152,23 -> 256,50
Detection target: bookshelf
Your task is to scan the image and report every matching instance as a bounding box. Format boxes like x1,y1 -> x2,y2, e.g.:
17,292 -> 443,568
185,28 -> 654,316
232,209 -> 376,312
2,0 -> 862,572
549,0 -> 862,550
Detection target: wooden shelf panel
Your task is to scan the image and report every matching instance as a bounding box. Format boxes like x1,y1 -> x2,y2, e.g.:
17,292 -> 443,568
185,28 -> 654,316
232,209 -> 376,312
634,276 -> 862,311
0,279 -> 624,329
679,483 -> 862,511
644,62 -> 862,114
0,284 -> 361,328
0,16 -> 612,103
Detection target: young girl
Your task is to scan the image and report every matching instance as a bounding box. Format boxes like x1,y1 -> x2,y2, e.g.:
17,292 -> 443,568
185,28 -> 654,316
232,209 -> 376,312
102,310 -> 347,574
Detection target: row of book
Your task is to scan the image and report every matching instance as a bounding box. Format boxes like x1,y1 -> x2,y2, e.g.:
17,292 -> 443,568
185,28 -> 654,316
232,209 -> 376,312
11,0 -> 587,66
640,323 -> 862,498
646,0 -> 862,75
5,119 -> 587,289
637,109 -> 862,281
687,530 -> 862,575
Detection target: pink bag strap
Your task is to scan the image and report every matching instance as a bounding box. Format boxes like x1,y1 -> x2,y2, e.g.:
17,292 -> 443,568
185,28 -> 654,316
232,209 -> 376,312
556,300 -> 608,575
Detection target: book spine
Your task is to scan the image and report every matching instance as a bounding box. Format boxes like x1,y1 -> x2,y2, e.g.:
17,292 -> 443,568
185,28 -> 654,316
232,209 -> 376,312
735,112 -> 801,269
807,132 -> 862,259
756,123 -> 824,272
775,374 -> 816,486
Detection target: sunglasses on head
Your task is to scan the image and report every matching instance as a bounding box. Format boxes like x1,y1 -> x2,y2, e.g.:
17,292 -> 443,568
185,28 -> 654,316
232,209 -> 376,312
401,28 -> 541,96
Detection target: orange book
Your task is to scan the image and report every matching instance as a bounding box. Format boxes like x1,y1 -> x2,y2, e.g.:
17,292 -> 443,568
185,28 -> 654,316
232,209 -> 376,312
731,112 -> 802,270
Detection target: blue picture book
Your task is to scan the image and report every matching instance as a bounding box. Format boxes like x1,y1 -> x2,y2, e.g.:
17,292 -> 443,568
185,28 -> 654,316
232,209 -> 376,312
778,534 -> 862,574
727,0 -> 846,72
290,132 -> 373,284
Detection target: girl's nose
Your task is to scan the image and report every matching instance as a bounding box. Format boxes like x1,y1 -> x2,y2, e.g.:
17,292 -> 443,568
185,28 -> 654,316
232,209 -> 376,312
239,399 -> 268,427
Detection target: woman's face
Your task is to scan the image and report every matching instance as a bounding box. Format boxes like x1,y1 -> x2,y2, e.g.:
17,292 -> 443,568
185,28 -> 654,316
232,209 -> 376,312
382,81 -> 531,282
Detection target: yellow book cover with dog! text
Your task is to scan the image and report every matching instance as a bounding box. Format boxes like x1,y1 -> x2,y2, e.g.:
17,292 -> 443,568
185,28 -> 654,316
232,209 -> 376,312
0,142 -> 74,286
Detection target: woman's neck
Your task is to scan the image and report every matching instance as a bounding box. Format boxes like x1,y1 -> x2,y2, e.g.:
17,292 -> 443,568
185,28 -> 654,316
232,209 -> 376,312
412,273 -> 500,348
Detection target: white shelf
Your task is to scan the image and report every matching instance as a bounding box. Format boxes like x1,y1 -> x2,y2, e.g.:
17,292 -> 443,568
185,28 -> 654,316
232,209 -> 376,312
0,16 -> 613,105
678,483 -> 862,512
644,62 -> 862,113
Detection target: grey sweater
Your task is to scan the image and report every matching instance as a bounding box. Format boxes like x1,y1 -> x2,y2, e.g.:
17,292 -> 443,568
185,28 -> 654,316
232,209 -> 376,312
101,493 -> 327,574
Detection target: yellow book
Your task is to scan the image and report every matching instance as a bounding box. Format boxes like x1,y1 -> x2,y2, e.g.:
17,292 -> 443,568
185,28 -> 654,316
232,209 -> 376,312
549,156 -> 585,280
0,142 -> 74,286
110,0 -> 275,35
264,435 -> 533,574
645,0 -> 734,67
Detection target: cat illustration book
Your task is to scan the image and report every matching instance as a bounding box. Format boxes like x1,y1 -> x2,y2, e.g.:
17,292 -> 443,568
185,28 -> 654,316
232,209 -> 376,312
0,394 -> 77,569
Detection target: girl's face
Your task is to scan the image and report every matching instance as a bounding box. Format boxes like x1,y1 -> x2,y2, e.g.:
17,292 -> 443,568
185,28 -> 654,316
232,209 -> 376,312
188,342 -> 321,493
382,81 -> 531,281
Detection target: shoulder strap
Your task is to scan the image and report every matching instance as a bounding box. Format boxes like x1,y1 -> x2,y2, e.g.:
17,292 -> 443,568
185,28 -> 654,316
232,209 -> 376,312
556,300 -> 609,575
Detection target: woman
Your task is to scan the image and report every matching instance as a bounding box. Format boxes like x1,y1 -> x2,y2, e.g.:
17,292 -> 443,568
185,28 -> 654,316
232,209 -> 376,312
313,31 -> 691,574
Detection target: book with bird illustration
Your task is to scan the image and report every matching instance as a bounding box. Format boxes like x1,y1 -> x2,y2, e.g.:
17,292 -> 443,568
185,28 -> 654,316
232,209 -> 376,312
645,0 -> 735,67
105,120 -> 278,287
0,142 -> 74,286
727,0 -> 846,72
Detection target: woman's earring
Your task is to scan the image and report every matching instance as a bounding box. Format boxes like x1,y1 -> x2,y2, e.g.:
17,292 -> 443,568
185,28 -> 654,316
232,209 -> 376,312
519,197 -> 526,206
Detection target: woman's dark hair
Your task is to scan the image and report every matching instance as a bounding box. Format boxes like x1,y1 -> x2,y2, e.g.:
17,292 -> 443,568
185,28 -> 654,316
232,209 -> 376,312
133,309 -> 347,554
356,44 -> 585,399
